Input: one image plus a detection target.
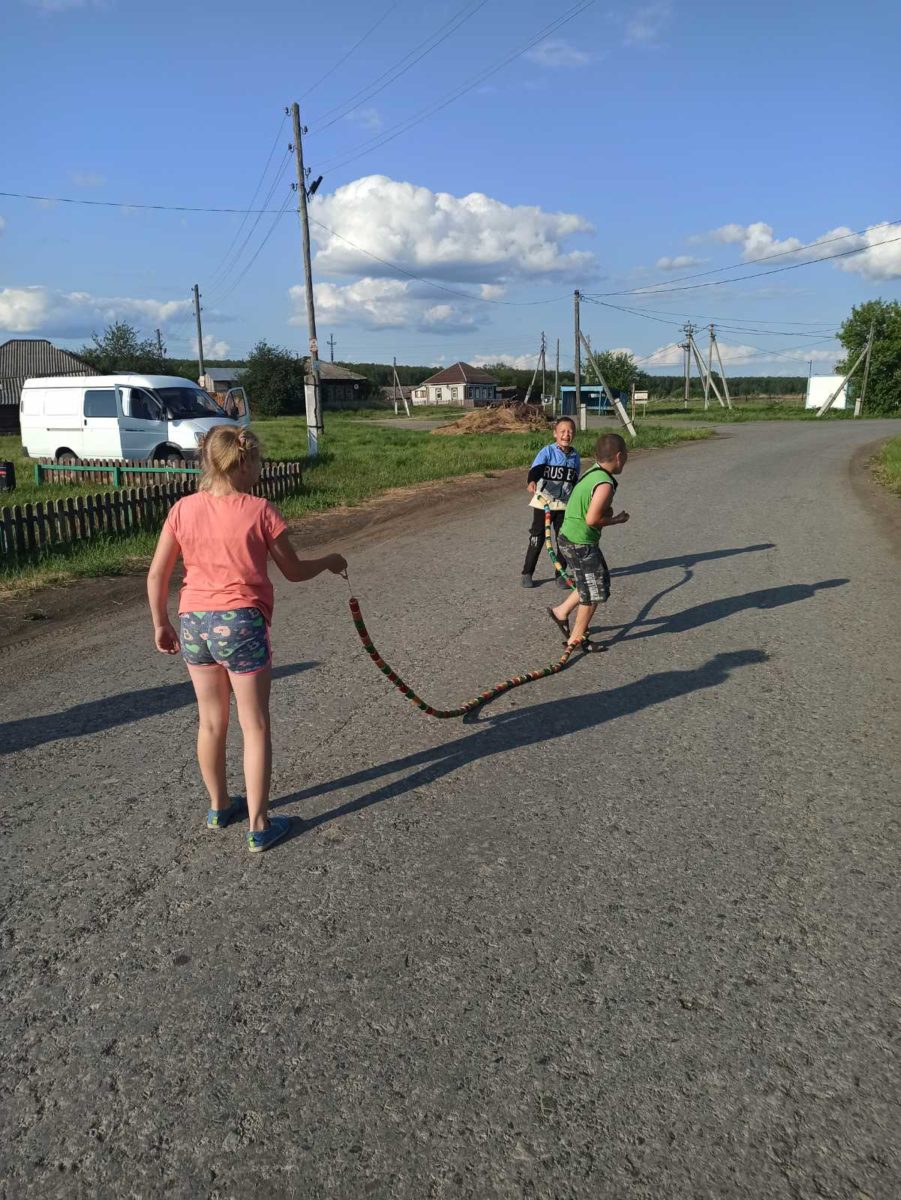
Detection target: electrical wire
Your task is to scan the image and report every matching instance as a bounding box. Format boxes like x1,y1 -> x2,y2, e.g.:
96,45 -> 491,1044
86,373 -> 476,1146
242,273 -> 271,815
206,115 -> 288,290
317,0 -> 596,175
584,221 -> 901,297
310,1 -> 488,133
302,1 -> 404,100
205,156 -> 293,303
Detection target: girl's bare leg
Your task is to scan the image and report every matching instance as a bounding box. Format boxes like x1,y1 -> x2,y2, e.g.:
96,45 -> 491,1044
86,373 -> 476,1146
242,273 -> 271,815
230,668 -> 272,832
187,665 -> 232,810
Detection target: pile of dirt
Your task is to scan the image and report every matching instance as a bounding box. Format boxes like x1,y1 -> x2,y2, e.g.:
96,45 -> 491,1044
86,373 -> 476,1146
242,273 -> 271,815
432,404 -> 550,435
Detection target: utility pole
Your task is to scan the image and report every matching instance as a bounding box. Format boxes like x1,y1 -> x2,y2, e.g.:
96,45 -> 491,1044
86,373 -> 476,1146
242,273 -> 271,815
328,334 -> 336,363
704,324 -> 714,410
580,332 -> 637,439
290,102 -> 322,458
854,324 -> 875,418
393,355 -> 398,414
193,284 -> 205,380
681,322 -> 696,409
573,290 -> 581,422
711,329 -> 732,409
541,331 -> 546,400
554,337 -> 560,417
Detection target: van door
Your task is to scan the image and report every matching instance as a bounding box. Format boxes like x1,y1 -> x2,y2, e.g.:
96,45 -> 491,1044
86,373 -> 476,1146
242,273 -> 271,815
120,386 -> 167,461
43,385 -> 85,459
223,387 -> 251,427
82,387 -> 123,459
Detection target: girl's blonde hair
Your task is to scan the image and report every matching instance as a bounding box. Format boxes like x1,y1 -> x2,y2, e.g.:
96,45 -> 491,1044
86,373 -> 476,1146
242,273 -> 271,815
197,425 -> 261,490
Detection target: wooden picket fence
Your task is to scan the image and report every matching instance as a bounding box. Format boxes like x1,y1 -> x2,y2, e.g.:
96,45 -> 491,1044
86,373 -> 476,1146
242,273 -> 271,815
1,461 -> 303,563
33,457 -> 202,488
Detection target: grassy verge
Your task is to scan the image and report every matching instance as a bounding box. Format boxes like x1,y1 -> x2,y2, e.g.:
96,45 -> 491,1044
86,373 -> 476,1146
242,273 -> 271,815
0,414 -> 712,593
873,436 -> 901,496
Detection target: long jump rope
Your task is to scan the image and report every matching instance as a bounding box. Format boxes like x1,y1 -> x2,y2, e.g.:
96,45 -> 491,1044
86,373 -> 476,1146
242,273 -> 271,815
347,506 -> 585,719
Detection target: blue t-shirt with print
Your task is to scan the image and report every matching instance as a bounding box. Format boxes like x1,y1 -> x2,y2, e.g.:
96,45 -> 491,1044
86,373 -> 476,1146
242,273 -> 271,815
528,443 -> 581,508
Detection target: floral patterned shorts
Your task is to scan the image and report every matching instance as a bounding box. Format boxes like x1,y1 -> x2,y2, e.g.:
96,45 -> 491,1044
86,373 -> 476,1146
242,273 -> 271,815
179,608 -> 271,674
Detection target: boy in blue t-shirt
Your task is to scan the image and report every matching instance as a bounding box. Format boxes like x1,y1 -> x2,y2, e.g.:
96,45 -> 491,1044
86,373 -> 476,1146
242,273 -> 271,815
521,416 -> 581,588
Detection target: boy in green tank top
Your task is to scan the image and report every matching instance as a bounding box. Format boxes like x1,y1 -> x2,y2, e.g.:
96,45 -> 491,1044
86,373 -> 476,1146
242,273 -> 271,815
547,432 -> 630,652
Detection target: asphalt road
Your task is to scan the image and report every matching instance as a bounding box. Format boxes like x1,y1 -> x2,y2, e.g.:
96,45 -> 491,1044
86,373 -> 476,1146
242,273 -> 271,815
2,420 -> 900,1199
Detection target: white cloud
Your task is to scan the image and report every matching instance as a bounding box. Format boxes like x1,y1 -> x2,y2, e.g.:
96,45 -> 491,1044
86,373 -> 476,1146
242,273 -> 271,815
310,174 -> 594,283
345,107 -> 382,131
480,284 -> 506,300
656,254 -> 706,271
294,278 -> 477,333
472,352 -> 539,370
0,215 -> 6,236
525,38 -> 591,67
194,334 -> 230,358
26,0 -> 103,10
703,219 -> 901,282
625,2 -> 672,45
0,286 -> 191,337
642,340 -> 838,369
70,170 -> 106,188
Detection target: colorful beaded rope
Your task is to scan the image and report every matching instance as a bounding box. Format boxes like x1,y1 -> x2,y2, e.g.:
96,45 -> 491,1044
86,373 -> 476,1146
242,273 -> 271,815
348,507 -> 578,720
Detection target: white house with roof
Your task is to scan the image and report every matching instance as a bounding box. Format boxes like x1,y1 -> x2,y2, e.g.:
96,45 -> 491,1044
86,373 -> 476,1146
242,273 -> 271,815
411,362 -> 498,407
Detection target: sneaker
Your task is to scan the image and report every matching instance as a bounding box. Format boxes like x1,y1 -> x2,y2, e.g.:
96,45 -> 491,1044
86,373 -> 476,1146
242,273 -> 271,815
206,796 -> 248,829
247,815 -> 291,853
520,574 -> 535,588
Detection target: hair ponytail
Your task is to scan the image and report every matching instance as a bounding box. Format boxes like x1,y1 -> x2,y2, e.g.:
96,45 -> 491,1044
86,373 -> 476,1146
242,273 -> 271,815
198,424 -> 261,490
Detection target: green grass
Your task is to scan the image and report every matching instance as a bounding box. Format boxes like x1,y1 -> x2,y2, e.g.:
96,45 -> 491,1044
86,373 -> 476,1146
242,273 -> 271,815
649,397 -> 900,422
873,436 -> 901,496
1,413 -> 712,593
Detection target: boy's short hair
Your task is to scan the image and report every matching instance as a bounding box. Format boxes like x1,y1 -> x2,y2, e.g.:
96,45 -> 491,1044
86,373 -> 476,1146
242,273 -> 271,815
595,432 -> 627,462
554,416 -> 576,430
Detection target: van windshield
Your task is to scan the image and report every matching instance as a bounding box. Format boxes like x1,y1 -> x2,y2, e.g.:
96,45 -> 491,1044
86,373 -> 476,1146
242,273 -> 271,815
154,387 -> 227,420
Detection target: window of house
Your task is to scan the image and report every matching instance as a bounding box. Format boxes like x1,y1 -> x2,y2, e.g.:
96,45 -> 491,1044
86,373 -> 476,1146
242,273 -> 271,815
435,388 -> 442,401
451,387 -> 458,400
83,388 -> 118,418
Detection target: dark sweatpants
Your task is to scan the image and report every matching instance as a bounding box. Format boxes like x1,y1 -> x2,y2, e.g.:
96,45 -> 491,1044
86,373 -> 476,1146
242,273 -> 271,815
522,507 -> 565,576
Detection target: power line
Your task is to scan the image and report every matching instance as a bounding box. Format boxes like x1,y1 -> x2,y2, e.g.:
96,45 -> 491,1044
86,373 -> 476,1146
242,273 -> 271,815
585,220 -> 901,297
586,232 -> 901,298
317,0 -> 596,175
205,156 -> 293,302
311,1 -> 488,133
0,189 -> 287,214
205,115 -> 288,288
302,1 -> 403,100
211,193 -> 296,306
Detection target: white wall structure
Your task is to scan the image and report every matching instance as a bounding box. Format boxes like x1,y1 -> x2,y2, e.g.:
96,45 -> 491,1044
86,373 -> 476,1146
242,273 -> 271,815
805,374 -> 848,411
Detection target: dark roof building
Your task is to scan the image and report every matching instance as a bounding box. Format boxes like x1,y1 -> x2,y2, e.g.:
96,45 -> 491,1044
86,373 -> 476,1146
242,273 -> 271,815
0,339 -> 94,432
303,360 -> 371,409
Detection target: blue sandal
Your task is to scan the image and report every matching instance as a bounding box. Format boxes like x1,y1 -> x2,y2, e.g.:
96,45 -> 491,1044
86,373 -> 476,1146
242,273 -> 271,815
247,816 -> 291,853
206,797 -> 248,829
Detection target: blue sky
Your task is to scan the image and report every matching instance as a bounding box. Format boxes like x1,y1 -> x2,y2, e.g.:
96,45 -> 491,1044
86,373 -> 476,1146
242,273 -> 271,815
1,0 -> 899,374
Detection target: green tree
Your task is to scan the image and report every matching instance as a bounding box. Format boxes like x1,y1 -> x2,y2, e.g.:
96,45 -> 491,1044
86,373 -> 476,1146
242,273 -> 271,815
836,299 -> 901,415
80,320 -> 162,374
241,340 -> 305,417
586,350 -> 640,395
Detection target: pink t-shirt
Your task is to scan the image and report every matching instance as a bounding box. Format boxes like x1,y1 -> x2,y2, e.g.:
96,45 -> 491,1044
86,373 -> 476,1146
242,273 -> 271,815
165,492 -> 288,624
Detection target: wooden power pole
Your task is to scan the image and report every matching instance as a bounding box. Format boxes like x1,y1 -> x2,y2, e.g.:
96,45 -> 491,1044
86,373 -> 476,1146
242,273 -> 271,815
290,102 -> 322,457
193,284 -> 204,380
573,291 -> 581,422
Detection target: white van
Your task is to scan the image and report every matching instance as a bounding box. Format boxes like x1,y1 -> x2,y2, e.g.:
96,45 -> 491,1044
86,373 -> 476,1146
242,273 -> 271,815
19,373 -> 250,463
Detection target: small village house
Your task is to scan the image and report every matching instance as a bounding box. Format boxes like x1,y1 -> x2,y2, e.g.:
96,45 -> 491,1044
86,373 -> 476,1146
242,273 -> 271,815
305,360 -> 371,408
0,339 -> 94,434
411,362 -> 498,407
199,366 -> 247,398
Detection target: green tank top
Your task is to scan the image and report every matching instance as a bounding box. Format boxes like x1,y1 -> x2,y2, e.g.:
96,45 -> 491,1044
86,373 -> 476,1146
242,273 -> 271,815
559,466 -> 617,546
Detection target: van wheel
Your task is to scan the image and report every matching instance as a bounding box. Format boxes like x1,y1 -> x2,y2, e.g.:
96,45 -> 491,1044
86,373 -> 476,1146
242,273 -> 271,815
55,449 -> 79,465
162,449 -> 184,466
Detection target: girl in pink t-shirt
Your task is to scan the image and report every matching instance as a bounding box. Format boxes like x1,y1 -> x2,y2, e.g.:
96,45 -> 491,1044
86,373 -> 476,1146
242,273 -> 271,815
147,426 -> 346,853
